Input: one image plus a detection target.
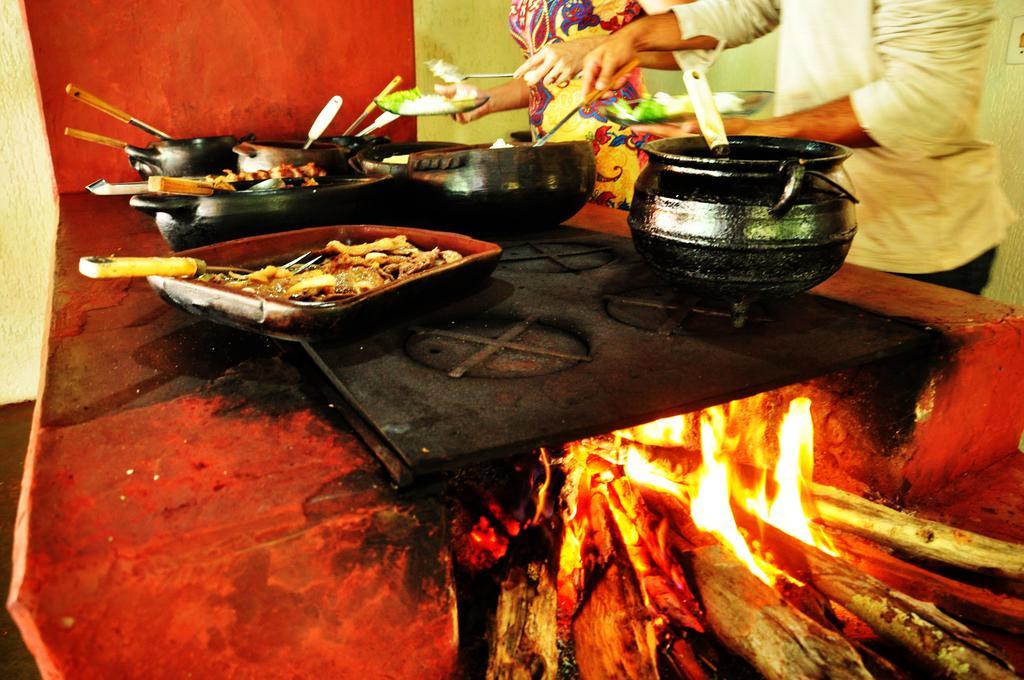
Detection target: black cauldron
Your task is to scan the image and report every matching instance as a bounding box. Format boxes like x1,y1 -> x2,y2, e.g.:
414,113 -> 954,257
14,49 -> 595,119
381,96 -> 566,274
125,136 -> 240,178
629,136 -> 859,325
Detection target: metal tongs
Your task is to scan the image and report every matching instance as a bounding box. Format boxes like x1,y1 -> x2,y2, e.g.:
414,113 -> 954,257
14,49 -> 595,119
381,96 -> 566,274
427,59 -> 513,83
534,59 -> 640,147
682,68 -> 729,156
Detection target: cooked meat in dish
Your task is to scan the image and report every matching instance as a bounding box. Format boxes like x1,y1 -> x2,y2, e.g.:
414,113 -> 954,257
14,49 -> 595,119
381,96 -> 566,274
204,162 -> 328,188
198,236 -> 463,302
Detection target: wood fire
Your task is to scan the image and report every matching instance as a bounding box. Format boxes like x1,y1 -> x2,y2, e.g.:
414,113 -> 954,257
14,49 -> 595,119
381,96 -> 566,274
452,394 -> 1024,679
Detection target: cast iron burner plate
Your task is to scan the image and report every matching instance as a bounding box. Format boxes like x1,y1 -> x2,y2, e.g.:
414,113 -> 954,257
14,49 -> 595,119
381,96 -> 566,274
303,227 -> 934,486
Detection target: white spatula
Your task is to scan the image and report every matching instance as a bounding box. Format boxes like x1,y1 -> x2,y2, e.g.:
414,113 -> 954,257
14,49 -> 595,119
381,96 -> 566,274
682,69 -> 729,156
303,95 -> 344,150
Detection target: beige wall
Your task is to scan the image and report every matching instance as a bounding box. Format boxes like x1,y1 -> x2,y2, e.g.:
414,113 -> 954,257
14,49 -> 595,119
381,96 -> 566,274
413,0 -> 528,144
0,1 -> 58,405
979,3 -> 1024,306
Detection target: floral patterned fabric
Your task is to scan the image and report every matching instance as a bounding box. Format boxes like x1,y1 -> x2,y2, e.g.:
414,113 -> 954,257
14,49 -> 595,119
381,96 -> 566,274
509,0 -> 651,209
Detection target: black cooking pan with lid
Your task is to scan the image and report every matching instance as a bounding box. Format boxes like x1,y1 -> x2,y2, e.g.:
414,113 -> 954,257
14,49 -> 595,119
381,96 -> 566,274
629,135 -> 859,325
351,141 -> 467,180
130,176 -> 391,251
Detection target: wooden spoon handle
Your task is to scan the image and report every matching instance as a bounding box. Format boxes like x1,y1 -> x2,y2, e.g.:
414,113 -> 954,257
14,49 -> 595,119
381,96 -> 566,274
343,75 -> 403,135
64,127 -> 127,149
66,83 -> 173,139
585,58 -> 640,107
682,69 -> 728,155
79,256 -> 206,279
66,83 -> 132,123
374,75 -> 404,107
146,176 -> 237,196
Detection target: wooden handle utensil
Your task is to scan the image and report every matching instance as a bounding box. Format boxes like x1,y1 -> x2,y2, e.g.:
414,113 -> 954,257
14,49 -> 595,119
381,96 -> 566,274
147,176 -> 236,196
65,127 -> 127,149
80,256 -> 209,279
534,59 -> 639,146
682,69 -> 729,156
342,75 -> 403,136
66,83 -> 174,140
79,255 -> 253,278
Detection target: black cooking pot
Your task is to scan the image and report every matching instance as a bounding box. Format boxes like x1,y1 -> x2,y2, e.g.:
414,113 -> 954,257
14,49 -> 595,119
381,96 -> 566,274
129,176 -> 391,251
404,141 -> 596,230
125,135 -> 240,178
629,136 -> 858,324
233,139 -> 352,175
352,141 -> 467,179
325,134 -> 390,159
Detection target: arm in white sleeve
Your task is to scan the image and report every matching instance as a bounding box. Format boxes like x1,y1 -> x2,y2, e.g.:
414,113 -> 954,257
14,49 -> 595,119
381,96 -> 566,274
670,0 -> 780,49
850,0 -> 996,159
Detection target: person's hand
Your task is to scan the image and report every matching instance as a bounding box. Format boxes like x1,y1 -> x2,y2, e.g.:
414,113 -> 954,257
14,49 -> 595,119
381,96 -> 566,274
434,83 -> 491,123
513,36 -> 606,87
581,31 -> 639,96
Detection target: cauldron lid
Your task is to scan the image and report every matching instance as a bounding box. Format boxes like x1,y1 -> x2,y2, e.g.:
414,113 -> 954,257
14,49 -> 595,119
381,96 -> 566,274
643,135 -> 850,170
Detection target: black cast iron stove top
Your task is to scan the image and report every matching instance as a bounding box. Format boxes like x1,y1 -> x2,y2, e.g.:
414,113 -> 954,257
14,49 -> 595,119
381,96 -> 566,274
303,227 -> 934,487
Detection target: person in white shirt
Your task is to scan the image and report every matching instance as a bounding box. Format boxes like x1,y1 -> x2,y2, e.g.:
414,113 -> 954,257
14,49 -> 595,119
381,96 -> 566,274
579,0 -> 1016,294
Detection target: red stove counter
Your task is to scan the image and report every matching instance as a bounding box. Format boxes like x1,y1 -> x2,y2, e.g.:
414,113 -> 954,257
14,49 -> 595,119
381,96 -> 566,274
9,195 -> 1024,678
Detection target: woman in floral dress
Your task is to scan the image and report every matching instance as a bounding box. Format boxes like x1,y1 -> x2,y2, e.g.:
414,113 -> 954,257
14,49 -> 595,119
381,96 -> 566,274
442,1 -> 682,209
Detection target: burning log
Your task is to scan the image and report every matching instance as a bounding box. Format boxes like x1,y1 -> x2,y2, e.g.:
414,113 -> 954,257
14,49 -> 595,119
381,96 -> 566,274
607,479 -> 704,632
812,483 -> 1024,582
572,492 -> 660,680
486,561 -> 558,680
690,544 -> 873,680
749,516 -> 1017,679
663,639 -> 710,680
831,531 -> 1024,634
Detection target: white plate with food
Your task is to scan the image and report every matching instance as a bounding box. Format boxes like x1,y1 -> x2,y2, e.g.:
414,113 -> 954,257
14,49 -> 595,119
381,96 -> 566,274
375,87 -> 490,117
602,91 -> 773,127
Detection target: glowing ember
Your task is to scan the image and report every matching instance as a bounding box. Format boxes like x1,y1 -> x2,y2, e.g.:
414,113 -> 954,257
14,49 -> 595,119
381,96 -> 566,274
469,516 -> 509,561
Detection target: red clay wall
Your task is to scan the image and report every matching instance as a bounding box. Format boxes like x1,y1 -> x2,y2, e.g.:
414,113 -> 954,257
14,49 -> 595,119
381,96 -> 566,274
25,1 -> 417,192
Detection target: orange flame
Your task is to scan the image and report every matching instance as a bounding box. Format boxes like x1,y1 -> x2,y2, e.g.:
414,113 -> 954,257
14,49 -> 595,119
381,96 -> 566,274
690,407 -> 773,583
615,414 -> 698,448
557,395 -> 833,609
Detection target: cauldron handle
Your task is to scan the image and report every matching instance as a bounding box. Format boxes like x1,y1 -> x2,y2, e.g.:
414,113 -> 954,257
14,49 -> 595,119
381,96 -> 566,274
771,160 -> 806,217
771,161 -> 859,217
